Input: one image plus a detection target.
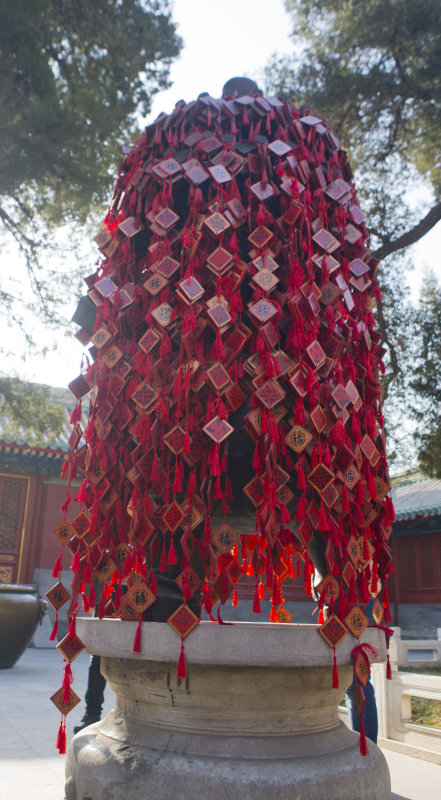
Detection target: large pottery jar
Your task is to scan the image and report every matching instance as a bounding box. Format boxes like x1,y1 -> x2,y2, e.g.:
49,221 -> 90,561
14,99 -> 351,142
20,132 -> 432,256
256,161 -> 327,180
0,584 -> 42,668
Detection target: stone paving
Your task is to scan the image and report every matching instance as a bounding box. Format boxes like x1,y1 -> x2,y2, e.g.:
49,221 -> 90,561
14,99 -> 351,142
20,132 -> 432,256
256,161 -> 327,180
1,647 -> 439,800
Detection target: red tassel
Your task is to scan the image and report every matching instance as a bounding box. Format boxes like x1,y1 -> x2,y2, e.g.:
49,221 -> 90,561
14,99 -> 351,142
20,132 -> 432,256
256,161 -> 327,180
56,718 -> 66,753
318,608 -> 325,625
160,539 -> 167,572
133,615 -> 142,653
88,583 -> 96,609
177,637 -> 186,678
232,586 -> 238,607
62,663 -> 73,702
318,500 -> 329,531
386,652 -> 392,680
332,648 -> 339,688
297,461 -> 306,490
253,581 -> 261,614
359,718 -> 368,756
280,503 -> 290,523
68,613 -> 76,638
167,539 -> 178,565
49,611 -> 58,641
51,552 -> 63,578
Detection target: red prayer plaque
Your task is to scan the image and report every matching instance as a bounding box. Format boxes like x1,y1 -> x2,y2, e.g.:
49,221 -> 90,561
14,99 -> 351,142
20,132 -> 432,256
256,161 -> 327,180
312,229 -> 340,253
57,632 -> 85,663
285,425 -> 313,454
53,519 -> 74,545
206,302 -> 232,330
251,180 -> 274,202
118,217 -> 143,237
331,384 -> 350,409
203,416 -> 234,443
205,212 -> 230,236
310,405 -> 327,433
268,139 -> 292,157
325,179 -> 351,202
344,223 -> 363,245
208,164 -> 232,184
349,258 -> 370,277
248,298 -> 277,324
46,582 -> 70,610
207,362 -> 231,392
227,197 -> 247,220
178,276 -> 204,303
252,269 -> 278,293
345,606 -> 369,639
131,382 -> 158,410
372,598 -> 384,626
322,483 -> 339,509
318,614 -> 348,649
243,476 -> 264,506
151,303 -> 173,328
353,650 -> 370,687
70,512 -> 90,539
168,603 -> 199,639
253,253 -> 279,273
51,686 -> 81,716
143,273 -> 168,296
175,566 -> 202,596
155,208 -> 179,230
91,327 -> 112,349
163,501 -> 184,533
277,484 -> 294,505
93,227 -> 112,249
224,382 -> 246,412
158,157 -> 182,177
248,226 -> 273,249
347,536 -> 361,567
307,463 -> 335,493
139,328 -> 161,354
342,560 -> 356,587
256,379 -> 286,409
312,252 -> 339,273
95,277 -> 118,298
206,247 -> 233,275
186,163 -> 210,185
156,255 -> 180,279
361,434 -> 380,467
163,425 -> 186,455
275,607 -> 293,624
212,523 -> 240,553
126,582 -> 155,614
316,575 -> 340,605
103,345 -> 123,369
306,340 -> 326,369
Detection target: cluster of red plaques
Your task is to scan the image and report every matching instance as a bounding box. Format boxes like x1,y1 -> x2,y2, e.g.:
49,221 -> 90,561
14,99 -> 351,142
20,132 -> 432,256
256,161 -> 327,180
48,87 -> 394,751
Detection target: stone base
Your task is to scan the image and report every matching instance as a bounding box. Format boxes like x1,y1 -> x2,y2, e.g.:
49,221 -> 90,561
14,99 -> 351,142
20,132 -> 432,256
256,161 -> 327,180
65,620 -> 391,800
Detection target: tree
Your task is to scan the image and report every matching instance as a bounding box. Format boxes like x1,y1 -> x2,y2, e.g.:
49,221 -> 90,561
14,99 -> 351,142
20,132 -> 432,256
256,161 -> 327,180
264,0 -> 441,469
0,377 -> 65,446
411,274 -> 441,477
0,0 -> 181,326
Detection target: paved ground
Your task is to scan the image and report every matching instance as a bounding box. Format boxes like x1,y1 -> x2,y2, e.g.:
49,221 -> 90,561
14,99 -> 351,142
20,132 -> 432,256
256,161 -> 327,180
1,647 -> 439,800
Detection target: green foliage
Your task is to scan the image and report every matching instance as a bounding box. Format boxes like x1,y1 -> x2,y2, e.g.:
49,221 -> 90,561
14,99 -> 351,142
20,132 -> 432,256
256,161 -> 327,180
0,377 -> 65,446
411,274 -> 441,476
0,0 -> 181,227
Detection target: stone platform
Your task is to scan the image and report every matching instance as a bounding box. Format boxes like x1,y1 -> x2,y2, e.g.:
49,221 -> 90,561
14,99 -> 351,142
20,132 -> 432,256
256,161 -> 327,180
65,619 -> 391,800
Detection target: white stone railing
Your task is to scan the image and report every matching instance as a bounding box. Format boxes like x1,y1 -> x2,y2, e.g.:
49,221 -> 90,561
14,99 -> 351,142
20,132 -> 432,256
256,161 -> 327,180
392,627 -> 441,669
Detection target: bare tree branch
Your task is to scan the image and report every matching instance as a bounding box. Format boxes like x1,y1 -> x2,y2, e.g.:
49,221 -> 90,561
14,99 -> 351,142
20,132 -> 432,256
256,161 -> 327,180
373,202 -> 441,259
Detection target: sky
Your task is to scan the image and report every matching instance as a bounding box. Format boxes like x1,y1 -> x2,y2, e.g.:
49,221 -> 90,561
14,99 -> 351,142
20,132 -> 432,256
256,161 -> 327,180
2,0 -> 441,390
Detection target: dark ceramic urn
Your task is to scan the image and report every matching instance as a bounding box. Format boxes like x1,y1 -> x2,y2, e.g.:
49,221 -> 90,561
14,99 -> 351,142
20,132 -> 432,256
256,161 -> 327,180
0,584 -> 43,668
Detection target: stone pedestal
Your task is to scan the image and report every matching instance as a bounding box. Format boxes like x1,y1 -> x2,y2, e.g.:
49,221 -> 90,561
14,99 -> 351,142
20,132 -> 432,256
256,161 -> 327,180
65,619 -> 391,800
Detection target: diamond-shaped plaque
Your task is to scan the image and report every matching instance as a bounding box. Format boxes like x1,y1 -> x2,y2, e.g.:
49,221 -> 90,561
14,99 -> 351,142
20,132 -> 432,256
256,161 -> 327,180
372,597 -> 384,625
126,581 -> 155,614
178,276 -> 204,303
155,208 -> 179,230
345,606 -> 369,638
248,226 -> 273,249
253,253 -> 279,273
361,435 -> 380,467
53,519 -> 74,545
252,269 -> 279,293
118,216 -> 143,237
206,247 -> 233,276
143,273 -> 168,296
103,345 -> 123,369
212,523 -> 240,553
50,686 -> 81,716
306,340 -> 326,369
285,425 -> 313,454
163,425 -> 186,455
57,632 -> 85,663
91,327 -> 112,349
243,476 -> 264,506
312,228 -> 340,253
168,603 -> 200,639
206,302 -> 232,330
347,536 -> 361,566
248,298 -> 277,323
70,512 -> 90,539
139,327 -> 161,353
131,382 -> 158,410
316,575 -> 340,605
163,501 -> 184,533
318,614 -> 348,649
353,650 -> 370,687
207,362 -> 231,392
342,560 -> 356,587
332,384 -> 350,409
307,464 -> 335,493
203,416 -> 234,443
325,178 -> 351,202
205,212 -> 230,236
156,255 -> 180,279
256,379 -> 286,409
310,405 -> 327,433
151,303 -> 173,328
46,582 -> 70,610
208,164 -> 232,184
275,607 -> 293,623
